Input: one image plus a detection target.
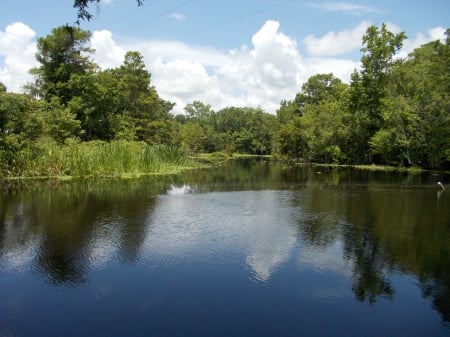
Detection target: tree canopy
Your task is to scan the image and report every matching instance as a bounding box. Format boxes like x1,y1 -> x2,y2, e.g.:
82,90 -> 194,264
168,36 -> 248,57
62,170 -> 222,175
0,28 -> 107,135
274,24 -> 449,169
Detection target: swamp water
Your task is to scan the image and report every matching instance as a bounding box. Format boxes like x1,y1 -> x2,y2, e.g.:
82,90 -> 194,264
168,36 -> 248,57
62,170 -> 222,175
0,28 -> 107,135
1,159 -> 449,337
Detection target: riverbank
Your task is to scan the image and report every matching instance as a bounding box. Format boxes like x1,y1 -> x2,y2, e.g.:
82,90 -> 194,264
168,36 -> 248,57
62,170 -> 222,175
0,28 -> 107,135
2,140 -> 448,182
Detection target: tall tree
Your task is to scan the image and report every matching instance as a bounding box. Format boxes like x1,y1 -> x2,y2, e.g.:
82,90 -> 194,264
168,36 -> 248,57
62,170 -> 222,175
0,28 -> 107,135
347,24 -> 406,163
29,25 -> 95,105
370,30 -> 450,168
113,51 -> 175,144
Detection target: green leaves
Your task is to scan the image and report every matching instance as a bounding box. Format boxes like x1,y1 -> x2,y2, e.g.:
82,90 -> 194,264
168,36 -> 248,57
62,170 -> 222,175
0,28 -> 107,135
275,24 -> 449,169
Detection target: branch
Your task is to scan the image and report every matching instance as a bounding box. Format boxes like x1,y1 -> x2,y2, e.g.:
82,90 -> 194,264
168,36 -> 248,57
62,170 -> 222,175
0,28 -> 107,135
74,0 -> 145,23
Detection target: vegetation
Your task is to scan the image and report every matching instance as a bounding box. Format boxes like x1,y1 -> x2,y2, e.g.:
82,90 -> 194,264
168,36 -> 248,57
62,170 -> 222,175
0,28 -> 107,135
1,24 -> 449,178
275,25 -> 450,169
2,140 -> 197,178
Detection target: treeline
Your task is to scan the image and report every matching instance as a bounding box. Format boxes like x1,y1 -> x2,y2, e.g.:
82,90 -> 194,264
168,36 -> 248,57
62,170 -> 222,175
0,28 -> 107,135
277,25 -> 450,169
1,24 -> 449,177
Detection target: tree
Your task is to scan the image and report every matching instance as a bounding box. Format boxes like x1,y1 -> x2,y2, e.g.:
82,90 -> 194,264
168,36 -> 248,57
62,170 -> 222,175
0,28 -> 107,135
184,100 -> 214,121
369,29 -> 449,168
347,24 -> 407,163
295,73 -> 346,106
179,122 -> 206,153
215,107 -> 275,155
45,98 -> 84,144
29,25 -> 95,105
112,51 -> 175,144
0,93 -> 45,173
245,109 -> 276,155
276,116 -> 308,159
276,100 -> 299,125
275,74 -> 348,162
181,101 -> 221,153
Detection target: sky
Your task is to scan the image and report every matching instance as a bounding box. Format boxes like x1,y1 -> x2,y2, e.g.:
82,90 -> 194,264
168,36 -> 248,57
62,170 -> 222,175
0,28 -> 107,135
0,1 -> 448,114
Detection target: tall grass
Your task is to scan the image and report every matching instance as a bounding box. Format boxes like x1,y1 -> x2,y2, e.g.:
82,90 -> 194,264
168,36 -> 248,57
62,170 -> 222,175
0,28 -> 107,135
4,140 -> 199,178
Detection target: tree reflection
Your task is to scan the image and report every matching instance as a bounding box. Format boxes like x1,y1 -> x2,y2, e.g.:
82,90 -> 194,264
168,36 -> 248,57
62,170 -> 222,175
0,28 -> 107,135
292,166 -> 449,321
345,225 -> 394,304
0,177 -> 173,285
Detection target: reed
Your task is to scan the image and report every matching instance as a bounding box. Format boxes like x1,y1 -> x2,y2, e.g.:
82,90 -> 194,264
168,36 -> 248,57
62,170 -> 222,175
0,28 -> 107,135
4,140 -> 199,179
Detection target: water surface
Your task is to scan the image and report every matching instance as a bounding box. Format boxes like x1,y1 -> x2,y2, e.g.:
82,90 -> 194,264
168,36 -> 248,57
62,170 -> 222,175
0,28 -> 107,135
1,160 -> 449,336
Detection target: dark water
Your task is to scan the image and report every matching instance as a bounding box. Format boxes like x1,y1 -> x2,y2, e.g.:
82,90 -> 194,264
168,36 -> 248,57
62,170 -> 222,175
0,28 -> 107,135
1,159 -> 449,337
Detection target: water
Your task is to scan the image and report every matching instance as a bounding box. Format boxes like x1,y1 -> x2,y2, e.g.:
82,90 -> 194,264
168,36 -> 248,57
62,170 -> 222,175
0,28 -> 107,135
1,159 -> 449,337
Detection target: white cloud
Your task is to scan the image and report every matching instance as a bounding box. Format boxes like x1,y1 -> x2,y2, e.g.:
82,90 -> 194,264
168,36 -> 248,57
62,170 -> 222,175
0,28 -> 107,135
399,26 -> 447,58
303,21 -> 370,56
1,20 -> 445,115
0,22 -> 38,92
90,29 -> 126,69
310,2 -> 380,15
92,20 -> 308,114
305,57 -> 359,82
170,12 -> 186,21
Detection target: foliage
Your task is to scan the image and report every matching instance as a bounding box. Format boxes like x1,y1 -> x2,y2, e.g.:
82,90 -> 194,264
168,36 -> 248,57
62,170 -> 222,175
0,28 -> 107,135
0,93 -> 45,173
26,26 -> 176,144
346,24 -> 407,163
275,74 -> 349,163
275,24 -> 449,169
178,104 -> 276,156
28,25 -> 95,105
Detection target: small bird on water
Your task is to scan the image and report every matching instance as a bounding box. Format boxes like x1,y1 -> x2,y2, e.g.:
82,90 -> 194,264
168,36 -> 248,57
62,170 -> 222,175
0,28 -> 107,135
437,182 -> 445,190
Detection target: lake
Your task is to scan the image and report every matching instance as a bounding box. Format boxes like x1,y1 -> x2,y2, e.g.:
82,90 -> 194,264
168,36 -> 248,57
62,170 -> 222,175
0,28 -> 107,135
1,159 -> 449,337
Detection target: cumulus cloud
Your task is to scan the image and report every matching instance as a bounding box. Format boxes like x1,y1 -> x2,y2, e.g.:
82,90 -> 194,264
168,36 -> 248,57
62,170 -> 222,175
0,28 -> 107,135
399,26 -> 447,57
303,21 -> 370,56
305,57 -> 359,82
0,20 -> 444,114
0,22 -> 38,92
90,29 -> 126,69
91,20 -> 308,114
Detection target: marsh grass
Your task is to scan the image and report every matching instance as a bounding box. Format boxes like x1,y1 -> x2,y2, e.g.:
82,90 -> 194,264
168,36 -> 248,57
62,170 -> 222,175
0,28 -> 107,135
5,140 -> 200,179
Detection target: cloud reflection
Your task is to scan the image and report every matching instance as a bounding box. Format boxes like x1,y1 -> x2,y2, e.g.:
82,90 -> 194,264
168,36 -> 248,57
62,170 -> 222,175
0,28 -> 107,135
142,189 -> 298,282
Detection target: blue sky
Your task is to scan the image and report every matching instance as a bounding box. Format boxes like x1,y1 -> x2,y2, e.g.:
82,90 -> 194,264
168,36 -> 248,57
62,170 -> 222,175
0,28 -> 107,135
1,0 -> 448,113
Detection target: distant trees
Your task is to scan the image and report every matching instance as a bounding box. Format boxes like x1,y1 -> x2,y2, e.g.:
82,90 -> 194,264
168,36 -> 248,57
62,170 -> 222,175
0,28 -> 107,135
179,102 -> 276,155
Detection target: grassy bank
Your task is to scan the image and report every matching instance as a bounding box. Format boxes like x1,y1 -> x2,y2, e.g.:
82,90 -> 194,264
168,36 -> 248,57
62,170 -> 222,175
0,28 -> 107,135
302,162 -> 432,174
3,140 -> 204,179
